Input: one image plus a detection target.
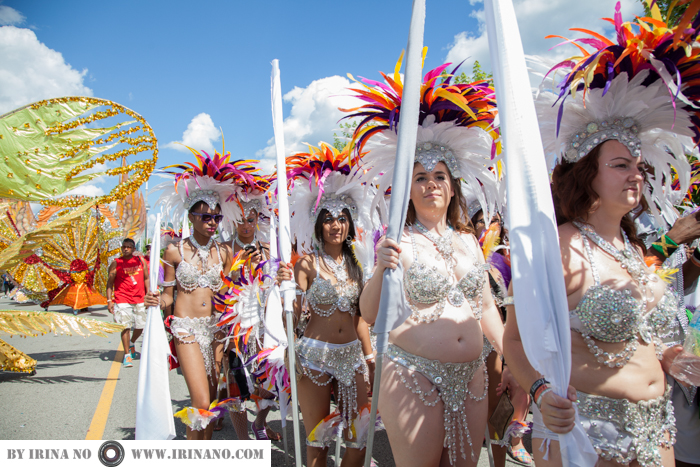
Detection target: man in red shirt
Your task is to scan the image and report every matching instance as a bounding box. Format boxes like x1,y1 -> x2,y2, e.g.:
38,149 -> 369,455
106,238 -> 150,367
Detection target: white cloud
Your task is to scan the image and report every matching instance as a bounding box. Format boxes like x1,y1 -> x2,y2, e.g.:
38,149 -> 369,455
445,0 -> 644,77
0,26 -> 93,113
165,112 -> 221,154
0,6 -> 25,26
257,75 -> 361,163
63,183 -> 105,198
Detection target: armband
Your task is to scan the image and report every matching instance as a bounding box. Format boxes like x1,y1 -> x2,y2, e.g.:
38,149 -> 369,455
502,296 -> 514,306
529,377 -> 550,400
651,234 -> 679,258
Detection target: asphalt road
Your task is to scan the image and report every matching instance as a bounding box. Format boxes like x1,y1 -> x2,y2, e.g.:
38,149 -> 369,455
0,296 -> 530,466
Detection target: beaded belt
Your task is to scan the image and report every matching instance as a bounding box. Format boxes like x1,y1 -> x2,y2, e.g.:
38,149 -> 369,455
296,337 -> 364,426
386,343 -> 487,465
576,385 -> 676,467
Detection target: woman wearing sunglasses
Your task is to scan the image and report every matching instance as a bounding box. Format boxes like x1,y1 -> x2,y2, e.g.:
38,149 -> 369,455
147,151 -> 259,440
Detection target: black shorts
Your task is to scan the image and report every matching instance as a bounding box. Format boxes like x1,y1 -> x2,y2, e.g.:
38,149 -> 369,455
228,351 -> 251,401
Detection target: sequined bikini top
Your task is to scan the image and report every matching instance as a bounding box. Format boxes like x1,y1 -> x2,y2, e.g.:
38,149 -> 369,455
175,239 -> 224,293
404,226 -> 488,323
306,254 -> 360,318
569,233 -> 678,366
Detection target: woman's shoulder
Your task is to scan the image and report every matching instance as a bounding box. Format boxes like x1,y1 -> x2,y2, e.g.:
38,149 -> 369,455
163,242 -> 180,258
558,221 -> 580,241
295,253 -> 316,271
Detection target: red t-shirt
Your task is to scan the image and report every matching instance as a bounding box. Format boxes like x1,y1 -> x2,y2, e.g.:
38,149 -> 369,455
114,256 -> 146,304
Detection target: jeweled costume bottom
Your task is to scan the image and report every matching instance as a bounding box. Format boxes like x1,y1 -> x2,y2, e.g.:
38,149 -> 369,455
386,343 -> 488,465
532,385 -> 676,467
296,337 -> 365,446
170,315 -> 218,383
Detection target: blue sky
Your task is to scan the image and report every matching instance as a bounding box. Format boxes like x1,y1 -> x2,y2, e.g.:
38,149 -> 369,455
0,0 -> 643,229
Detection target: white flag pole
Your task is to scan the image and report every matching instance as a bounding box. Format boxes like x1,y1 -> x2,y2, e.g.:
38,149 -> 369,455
364,1 -> 426,466
135,213 -> 176,440
271,59 -> 302,467
484,0 -> 597,466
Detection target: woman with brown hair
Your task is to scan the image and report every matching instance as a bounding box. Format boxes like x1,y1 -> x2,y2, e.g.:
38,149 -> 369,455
343,59 -> 506,467
502,8 -> 700,467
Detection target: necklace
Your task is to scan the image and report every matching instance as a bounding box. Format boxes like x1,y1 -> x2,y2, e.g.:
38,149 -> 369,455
414,220 -> 455,263
234,233 -> 256,250
320,249 -> 348,282
413,220 -> 466,308
189,235 -> 214,271
573,221 -> 651,290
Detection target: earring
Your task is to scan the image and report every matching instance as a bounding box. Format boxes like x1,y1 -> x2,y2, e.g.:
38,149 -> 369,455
346,235 -> 353,247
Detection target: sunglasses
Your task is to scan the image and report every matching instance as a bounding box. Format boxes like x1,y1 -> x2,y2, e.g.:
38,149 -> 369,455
190,212 -> 224,224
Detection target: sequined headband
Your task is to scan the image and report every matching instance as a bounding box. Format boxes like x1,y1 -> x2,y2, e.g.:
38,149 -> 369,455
415,141 -> 461,178
565,117 -> 641,162
312,193 -> 358,224
240,198 -> 263,218
467,200 -> 483,220
185,189 -> 220,211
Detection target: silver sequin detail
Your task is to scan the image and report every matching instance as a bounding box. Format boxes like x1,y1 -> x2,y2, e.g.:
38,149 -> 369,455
565,117 -> 641,162
306,253 -> 359,317
415,141 -> 461,178
404,225 -> 486,323
576,386 -> 676,467
175,238 -> 224,293
312,192 -> 358,224
571,223 -> 678,367
240,198 -> 263,218
296,337 -> 364,426
170,315 -> 218,383
185,189 -> 220,211
387,344 -> 487,464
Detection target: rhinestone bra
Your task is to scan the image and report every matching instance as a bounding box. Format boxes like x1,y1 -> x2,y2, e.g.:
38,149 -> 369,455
175,239 -> 224,293
404,226 -> 488,323
306,254 -> 360,317
569,232 -> 678,366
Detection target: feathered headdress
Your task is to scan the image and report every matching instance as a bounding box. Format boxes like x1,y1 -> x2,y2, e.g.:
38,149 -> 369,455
287,142 -> 374,255
535,1 -> 700,223
154,146 -> 260,233
340,52 -> 503,222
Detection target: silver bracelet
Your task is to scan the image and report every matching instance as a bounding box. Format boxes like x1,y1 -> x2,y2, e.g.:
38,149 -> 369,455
502,296 -> 514,306
364,353 -> 375,361
536,387 -> 553,410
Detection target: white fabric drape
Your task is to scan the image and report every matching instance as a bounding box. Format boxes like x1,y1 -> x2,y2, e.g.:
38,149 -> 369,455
484,1 -> 596,465
372,0 -> 426,348
135,213 -> 176,440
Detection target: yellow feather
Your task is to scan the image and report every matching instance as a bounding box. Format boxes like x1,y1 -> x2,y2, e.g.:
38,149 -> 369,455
481,224 -> 500,260
394,50 -> 405,84
645,0 -> 663,21
655,267 -> 679,284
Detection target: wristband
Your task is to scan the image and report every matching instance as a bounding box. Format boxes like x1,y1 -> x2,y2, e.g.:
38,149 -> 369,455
651,234 -> 679,258
529,377 -> 549,400
107,299 -> 112,303
536,387 -> 553,410
694,247 -> 700,262
364,354 -> 375,361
